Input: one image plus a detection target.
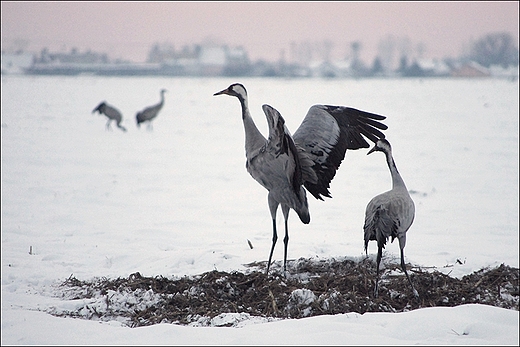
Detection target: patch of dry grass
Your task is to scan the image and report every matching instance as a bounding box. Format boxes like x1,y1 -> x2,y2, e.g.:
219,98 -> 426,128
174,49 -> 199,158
55,258 -> 519,327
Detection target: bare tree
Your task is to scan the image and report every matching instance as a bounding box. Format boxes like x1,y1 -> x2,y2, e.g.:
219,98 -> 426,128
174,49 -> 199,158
350,41 -> 367,75
470,32 -> 519,67
351,41 -> 361,62
377,35 -> 397,71
325,40 -> 335,62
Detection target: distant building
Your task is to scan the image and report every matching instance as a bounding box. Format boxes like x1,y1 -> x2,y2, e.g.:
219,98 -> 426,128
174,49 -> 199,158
1,52 -> 34,74
488,64 -> 519,79
199,45 -> 226,76
415,58 -> 451,77
450,61 -> 490,77
35,47 -> 110,65
9,41 -> 518,79
146,43 -> 250,76
223,46 -> 250,76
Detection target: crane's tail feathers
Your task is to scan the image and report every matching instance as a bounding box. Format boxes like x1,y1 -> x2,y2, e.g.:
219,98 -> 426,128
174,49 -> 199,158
303,182 -> 330,201
297,210 -> 310,224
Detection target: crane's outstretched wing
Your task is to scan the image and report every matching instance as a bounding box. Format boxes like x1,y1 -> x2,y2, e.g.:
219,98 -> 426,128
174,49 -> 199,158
293,105 -> 388,200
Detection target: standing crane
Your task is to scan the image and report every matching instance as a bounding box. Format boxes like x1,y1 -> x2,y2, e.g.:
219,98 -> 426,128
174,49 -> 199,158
214,83 -> 388,275
136,89 -> 167,130
92,101 -> 127,132
363,138 -> 419,298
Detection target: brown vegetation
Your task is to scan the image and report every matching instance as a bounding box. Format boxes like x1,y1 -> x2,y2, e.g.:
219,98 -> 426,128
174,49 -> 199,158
54,257 -> 519,328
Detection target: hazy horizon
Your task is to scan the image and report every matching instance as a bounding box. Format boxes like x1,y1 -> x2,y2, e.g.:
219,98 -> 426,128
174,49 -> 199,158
1,2 -> 519,64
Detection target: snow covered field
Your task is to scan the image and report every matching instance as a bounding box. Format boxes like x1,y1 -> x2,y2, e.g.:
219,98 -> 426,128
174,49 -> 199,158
1,75 -> 518,344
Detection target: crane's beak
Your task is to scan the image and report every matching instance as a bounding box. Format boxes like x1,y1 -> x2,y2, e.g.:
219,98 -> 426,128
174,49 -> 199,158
367,145 -> 377,155
213,88 -> 228,96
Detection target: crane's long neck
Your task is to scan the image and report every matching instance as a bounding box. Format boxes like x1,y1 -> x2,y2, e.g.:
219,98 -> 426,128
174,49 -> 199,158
385,150 -> 407,190
159,91 -> 165,108
239,95 -> 266,158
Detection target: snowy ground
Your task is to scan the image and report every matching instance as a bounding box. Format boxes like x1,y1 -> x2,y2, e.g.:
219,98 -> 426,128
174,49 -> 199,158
1,76 -> 519,345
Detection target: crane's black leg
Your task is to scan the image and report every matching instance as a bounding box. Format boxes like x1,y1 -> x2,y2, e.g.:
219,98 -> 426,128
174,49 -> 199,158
106,120 -> 112,131
266,194 -> 279,275
266,219 -> 277,275
400,247 -> 419,298
375,245 -> 382,298
281,205 -> 290,273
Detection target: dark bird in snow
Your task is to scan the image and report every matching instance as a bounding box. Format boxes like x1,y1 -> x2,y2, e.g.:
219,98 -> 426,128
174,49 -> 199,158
363,138 -> 418,298
214,83 -> 388,275
136,89 -> 167,130
92,101 -> 127,132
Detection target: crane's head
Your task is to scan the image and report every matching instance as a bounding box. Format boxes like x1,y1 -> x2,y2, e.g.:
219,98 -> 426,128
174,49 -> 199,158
92,102 -> 106,114
367,138 -> 392,155
213,83 -> 247,101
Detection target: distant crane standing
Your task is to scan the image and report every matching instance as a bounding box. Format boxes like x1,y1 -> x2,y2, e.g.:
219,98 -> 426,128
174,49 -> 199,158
92,101 -> 127,132
136,89 -> 167,130
214,83 -> 388,275
363,138 -> 418,298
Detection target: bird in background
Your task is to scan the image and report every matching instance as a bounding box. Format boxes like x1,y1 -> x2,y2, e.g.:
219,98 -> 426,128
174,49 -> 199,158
92,101 -> 127,132
363,138 -> 418,299
214,83 -> 388,275
136,89 -> 167,130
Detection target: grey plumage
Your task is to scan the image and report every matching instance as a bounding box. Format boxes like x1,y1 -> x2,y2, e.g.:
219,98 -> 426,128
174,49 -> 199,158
363,138 -> 418,298
136,89 -> 167,130
92,101 -> 127,132
214,83 -> 388,275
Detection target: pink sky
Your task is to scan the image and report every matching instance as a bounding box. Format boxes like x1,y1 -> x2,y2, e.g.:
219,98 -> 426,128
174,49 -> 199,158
1,2 -> 518,64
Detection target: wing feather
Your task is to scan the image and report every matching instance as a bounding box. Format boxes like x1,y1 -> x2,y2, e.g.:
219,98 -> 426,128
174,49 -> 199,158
263,104 -> 304,198
293,105 -> 388,200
